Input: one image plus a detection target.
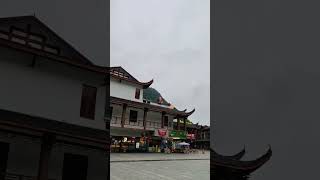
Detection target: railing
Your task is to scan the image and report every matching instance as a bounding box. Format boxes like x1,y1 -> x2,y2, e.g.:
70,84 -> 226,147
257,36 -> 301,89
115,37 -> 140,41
145,120 -> 162,128
110,116 -> 163,129
124,119 -> 144,127
110,116 -> 121,125
2,172 -> 55,180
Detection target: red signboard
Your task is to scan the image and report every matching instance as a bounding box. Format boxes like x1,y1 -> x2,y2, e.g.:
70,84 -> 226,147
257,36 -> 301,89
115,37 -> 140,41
187,134 -> 195,140
158,129 -> 167,137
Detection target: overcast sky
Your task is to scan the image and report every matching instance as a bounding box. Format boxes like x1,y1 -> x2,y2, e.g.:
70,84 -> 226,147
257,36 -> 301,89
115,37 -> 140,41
214,0 -> 320,179
111,0 -> 210,125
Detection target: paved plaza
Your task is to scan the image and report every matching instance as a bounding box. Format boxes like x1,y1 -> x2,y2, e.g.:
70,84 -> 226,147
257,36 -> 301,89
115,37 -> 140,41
110,151 -> 210,180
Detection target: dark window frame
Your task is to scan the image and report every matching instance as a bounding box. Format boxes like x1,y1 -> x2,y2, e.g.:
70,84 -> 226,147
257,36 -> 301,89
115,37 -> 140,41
135,88 -> 140,99
80,84 -> 97,120
164,116 -> 169,127
129,110 -> 138,123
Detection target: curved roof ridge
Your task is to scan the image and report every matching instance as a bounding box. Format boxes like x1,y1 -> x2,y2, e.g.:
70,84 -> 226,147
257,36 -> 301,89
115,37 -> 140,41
212,147 -> 246,160
212,145 -> 272,174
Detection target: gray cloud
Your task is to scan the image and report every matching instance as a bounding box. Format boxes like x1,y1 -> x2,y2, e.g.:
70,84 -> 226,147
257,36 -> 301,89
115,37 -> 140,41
111,0 -> 210,125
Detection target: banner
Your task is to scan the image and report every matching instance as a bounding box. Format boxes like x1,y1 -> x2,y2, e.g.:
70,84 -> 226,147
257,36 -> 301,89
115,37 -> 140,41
169,130 -> 187,139
154,129 -> 168,137
187,134 -> 195,140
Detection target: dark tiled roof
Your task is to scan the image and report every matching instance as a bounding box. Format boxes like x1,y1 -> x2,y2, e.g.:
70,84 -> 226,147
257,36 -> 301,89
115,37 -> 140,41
0,16 -> 108,74
110,66 -> 153,88
0,109 -> 108,143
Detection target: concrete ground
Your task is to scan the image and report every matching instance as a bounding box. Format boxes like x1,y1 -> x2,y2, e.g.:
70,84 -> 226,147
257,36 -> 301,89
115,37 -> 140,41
110,151 -> 210,180
110,150 -> 210,162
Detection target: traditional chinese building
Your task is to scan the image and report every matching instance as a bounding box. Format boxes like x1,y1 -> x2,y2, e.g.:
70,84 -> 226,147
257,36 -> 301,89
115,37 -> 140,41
194,125 -> 210,149
0,16 -> 109,180
172,121 -> 210,149
211,146 -> 272,180
109,66 -> 195,152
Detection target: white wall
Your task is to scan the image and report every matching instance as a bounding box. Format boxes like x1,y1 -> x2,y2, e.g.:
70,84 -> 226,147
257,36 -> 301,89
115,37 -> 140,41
110,78 -> 143,102
0,47 -> 107,130
49,143 -> 108,180
0,132 -> 41,177
0,132 -> 108,180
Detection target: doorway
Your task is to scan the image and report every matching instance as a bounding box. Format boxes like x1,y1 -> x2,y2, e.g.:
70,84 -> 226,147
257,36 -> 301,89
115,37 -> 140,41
62,153 -> 88,180
0,142 -> 9,180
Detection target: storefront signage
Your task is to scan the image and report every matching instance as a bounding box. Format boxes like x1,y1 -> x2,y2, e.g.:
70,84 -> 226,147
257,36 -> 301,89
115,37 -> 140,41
187,134 -> 195,140
154,129 -> 168,137
169,130 -> 187,139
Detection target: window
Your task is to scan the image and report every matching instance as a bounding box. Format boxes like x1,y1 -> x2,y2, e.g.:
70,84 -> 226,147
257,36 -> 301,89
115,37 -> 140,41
28,42 -> 42,49
29,34 -> 44,42
129,110 -> 138,122
164,116 -> 169,127
135,88 -> 140,99
44,46 -> 59,54
0,31 -> 9,40
12,28 -> 27,37
11,37 -> 26,44
80,85 -> 97,119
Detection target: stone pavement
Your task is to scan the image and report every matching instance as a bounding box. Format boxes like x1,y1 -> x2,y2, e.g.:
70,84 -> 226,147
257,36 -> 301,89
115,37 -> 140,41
110,150 -> 210,162
110,160 -> 210,180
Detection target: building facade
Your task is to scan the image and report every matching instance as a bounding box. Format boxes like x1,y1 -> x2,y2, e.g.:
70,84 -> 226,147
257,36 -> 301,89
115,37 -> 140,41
0,16 -> 109,180
173,122 -> 210,149
109,67 -> 195,152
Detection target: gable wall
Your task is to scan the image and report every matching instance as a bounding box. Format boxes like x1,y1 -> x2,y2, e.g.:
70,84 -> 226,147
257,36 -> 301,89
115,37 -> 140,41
0,46 -> 107,130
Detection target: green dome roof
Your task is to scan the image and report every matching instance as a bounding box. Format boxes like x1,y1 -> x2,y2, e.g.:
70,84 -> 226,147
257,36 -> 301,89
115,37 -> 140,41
143,87 -> 170,106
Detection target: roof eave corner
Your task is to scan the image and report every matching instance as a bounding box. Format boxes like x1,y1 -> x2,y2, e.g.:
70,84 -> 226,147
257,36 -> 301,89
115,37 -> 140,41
142,79 -> 154,89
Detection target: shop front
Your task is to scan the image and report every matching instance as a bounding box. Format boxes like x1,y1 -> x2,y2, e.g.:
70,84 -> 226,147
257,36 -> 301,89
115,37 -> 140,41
149,129 -> 169,153
110,127 -> 153,153
169,130 -> 187,151
186,133 -> 196,148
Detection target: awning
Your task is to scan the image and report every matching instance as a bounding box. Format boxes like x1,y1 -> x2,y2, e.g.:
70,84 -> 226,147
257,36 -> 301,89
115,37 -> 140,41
110,127 -> 151,137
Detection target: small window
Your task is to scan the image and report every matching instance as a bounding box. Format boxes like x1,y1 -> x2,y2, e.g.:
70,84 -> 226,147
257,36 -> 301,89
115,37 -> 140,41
0,31 -> 9,39
44,46 -> 59,54
80,85 -> 97,119
164,116 -> 169,127
28,42 -> 42,49
135,88 -> 140,99
29,34 -> 44,42
12,29 -> 27,37
11,37 -> 26,44
129,110 -> 138,122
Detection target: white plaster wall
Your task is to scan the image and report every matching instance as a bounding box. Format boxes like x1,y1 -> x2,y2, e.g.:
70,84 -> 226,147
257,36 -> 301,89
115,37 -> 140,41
48,143 -> 108,180
110,78 -> 143,102
0,133 -> 41,177
110,104 -> 122,127
0,47 -> 107,130
0,132 -> 108,180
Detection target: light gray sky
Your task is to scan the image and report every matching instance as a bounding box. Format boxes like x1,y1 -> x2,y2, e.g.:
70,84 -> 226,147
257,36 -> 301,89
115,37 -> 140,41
111,0 -> 210,125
